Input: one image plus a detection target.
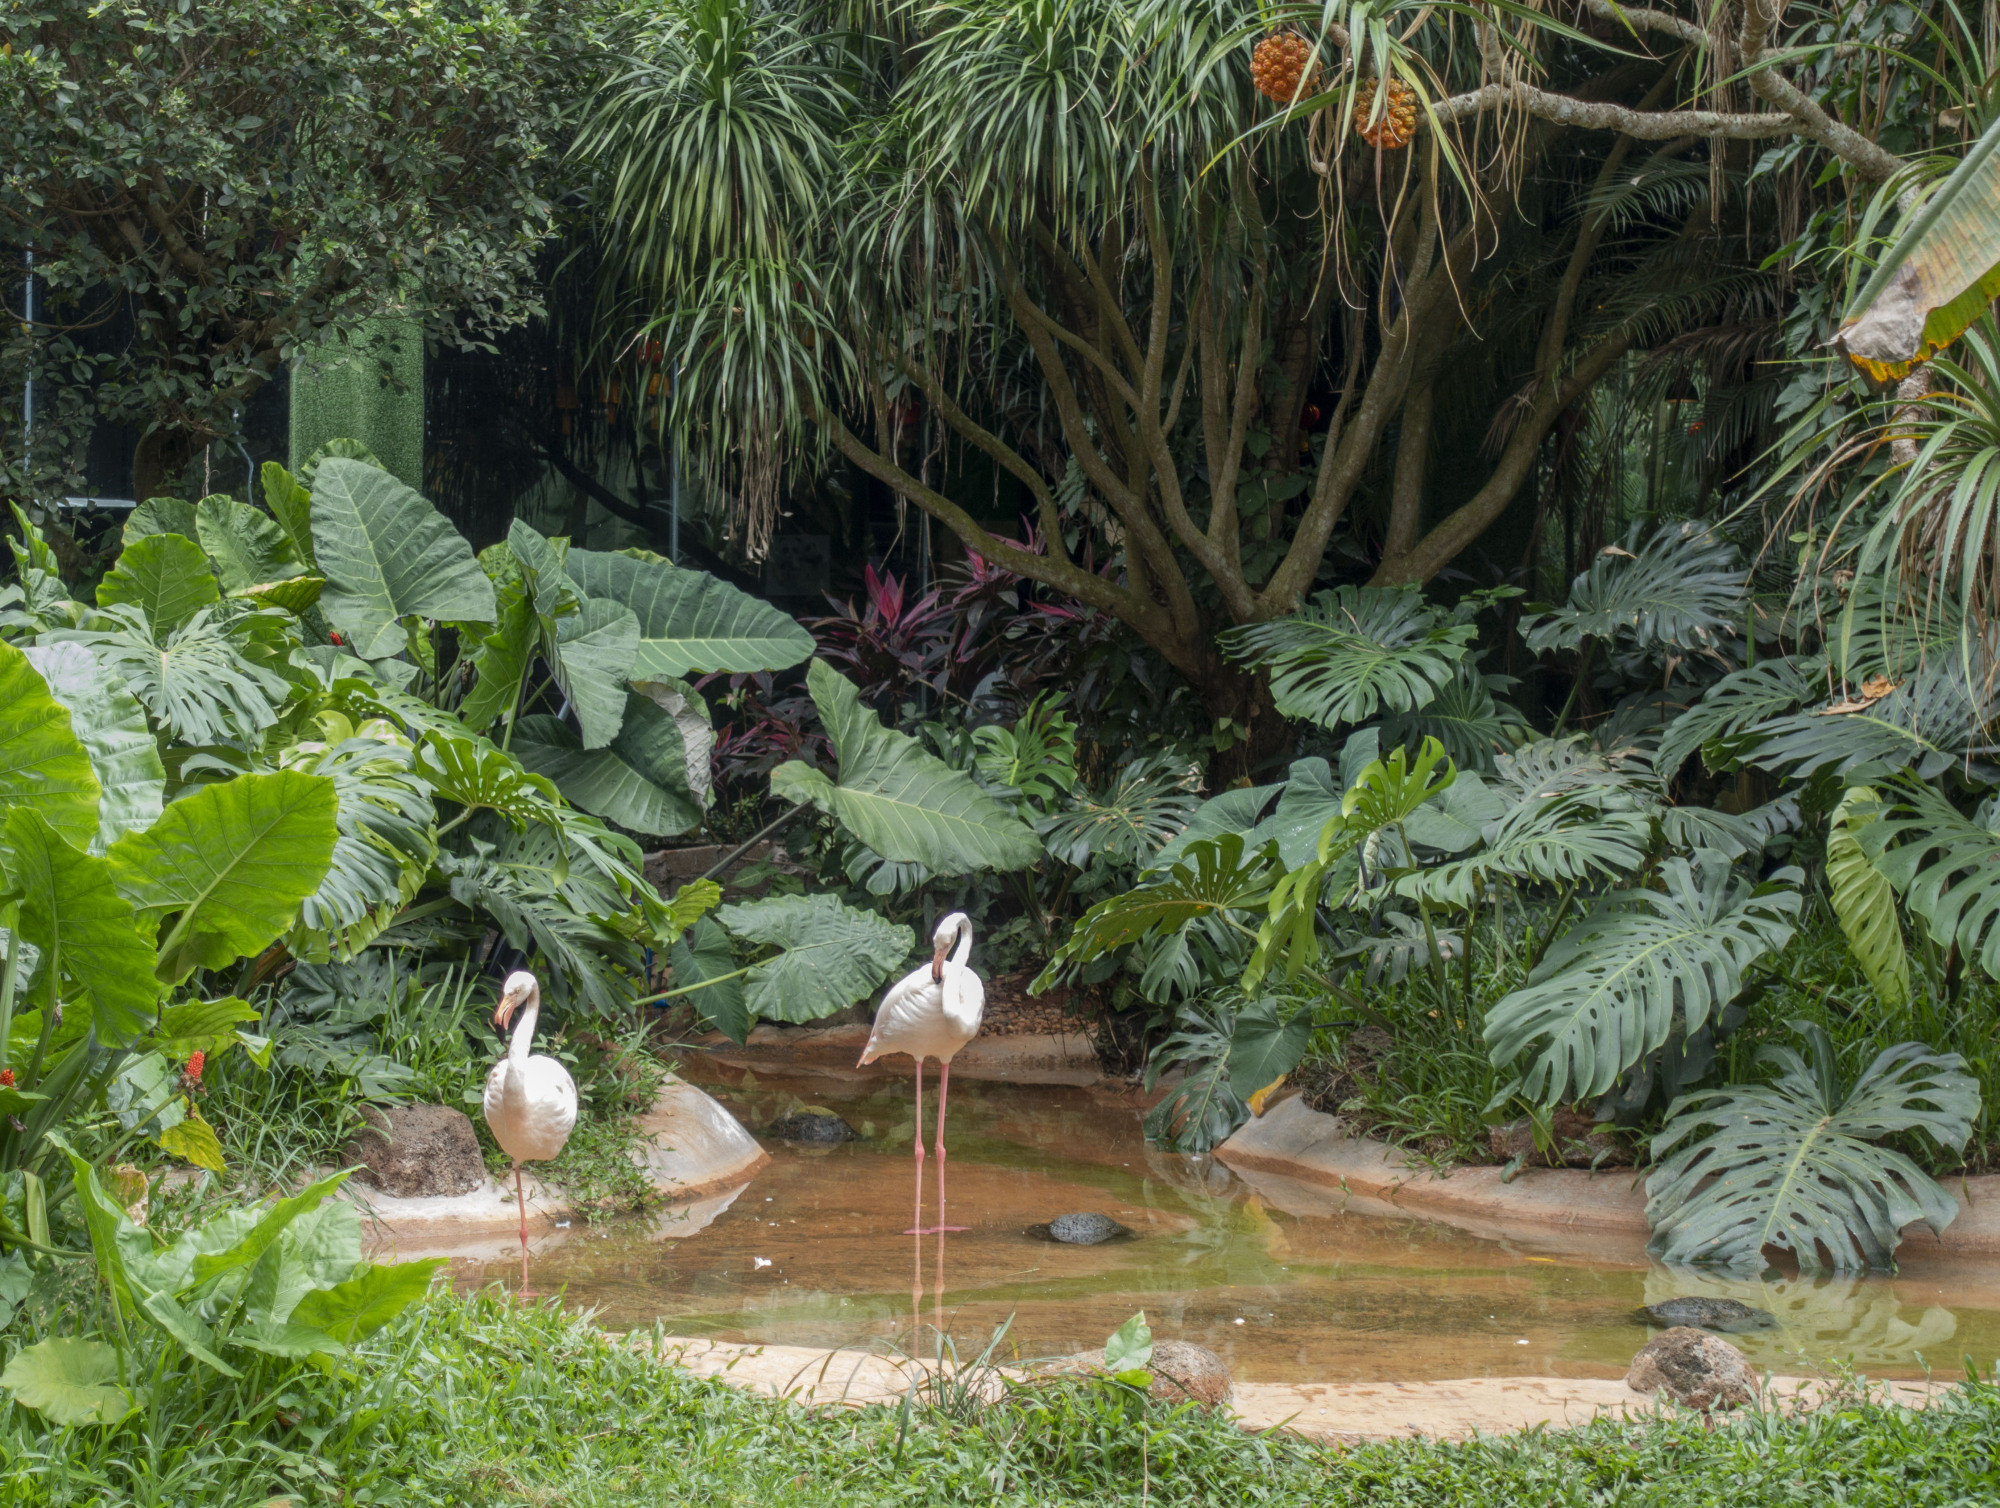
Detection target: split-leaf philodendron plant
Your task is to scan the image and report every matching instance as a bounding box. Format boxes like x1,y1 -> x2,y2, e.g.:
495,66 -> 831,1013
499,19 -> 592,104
1038,518 -> 1989,1276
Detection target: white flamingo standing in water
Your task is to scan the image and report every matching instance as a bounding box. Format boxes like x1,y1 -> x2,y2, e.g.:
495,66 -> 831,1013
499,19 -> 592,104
860,913 -> 984,1234
482,970 -> 578,1292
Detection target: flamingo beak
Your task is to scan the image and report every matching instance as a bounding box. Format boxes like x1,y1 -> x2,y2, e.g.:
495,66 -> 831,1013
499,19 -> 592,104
931,938 -> 949,982
493,994 -> 517,1031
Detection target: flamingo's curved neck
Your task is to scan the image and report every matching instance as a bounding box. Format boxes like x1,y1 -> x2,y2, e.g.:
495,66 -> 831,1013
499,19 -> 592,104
949,922 -> 973,968
508,993 -> 540,1064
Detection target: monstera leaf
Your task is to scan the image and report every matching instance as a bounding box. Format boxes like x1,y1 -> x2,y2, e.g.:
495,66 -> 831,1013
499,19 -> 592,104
1654,656 -> 1821,777
1377,664 -> 1530,774
108,771 -> 340,982
196,494 -> 302,594
1826,786 -> 1910,1007
24,641 -> 166,850
715,892 -> 913,1027
771,661 -> 1041,873
4,808 -> 160,1043
0,641 -> 103,852
413,735 -> 558,830
1220,586 -> 1474,730
311,459 -> 495,659
284,739 -> 438,957
568,547 -> 814,677
1647,1023 -> 1978,1272
89,603 -> 293,747
0,1338 -> 136,1426
1854,774 -> 2000,977
1519,522 -> 1745,654
96,532 -> 219,635
513,688 -> 706,838
1038,754 -> 1199,867
1484,854 -> 1803,1107
1037,832 -> 1281,990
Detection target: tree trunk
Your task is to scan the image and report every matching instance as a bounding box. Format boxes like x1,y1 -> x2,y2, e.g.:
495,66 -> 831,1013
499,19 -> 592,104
130,426 -> 202,504
1188,652 -> 1294,790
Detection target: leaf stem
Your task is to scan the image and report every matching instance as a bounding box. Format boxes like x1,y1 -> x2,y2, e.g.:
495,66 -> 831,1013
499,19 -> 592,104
630,963 -> 756,1008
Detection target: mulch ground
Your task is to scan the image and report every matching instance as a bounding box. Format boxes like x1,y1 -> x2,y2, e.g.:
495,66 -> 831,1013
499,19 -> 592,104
977,970 -> 1100,1037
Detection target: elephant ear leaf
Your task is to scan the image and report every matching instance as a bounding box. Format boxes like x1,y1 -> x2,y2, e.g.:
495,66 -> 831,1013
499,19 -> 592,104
770,661 -> 1041,873
513,687 -> 705,839
195,494 -> 302,594
1225,997 -> 1314,1103
96,532 -> 219,636
567,547 -> 814,677
1826,787 -> 1910,1007
288,1258 -> 443,1344
260,461 -> 317,569
669,915 -> 747,1042
0,641 -> 103,852
108,770 -> 340,982
4,808 -> 160,1044
715,892 -> 914,1026
0,1339 -> 137,1426
311,459 -> 496,659
1646,1023 -> 1978,1272
25,641 -> 167,850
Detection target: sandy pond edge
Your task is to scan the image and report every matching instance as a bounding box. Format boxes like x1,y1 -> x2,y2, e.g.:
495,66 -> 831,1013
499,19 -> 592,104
1215,1096 -> 2000,1272
638,1335 -> 1947,1445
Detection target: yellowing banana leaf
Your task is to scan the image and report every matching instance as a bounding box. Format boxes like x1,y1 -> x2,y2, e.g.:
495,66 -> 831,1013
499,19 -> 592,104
1838,117 -> 2000,383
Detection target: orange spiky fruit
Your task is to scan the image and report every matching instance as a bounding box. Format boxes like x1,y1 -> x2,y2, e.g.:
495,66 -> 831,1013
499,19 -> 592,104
1353,75 -> 1418,148
1251,32 -> 1321,105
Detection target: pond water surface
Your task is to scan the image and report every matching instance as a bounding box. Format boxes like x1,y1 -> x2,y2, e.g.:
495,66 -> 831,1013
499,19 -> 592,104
453,1062 -> 2000,1384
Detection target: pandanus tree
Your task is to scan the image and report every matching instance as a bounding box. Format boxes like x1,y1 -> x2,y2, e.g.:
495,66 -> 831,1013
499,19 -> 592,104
579,0 -> 1925,767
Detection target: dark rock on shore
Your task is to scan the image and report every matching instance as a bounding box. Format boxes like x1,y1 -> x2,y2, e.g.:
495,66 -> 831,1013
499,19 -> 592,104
765,1109 -> 856,1144
1026,1212 -> 1131,1245
345,1105 -> 486,1198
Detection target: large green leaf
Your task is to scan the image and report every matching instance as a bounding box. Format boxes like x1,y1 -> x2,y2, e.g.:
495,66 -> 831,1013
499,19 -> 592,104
458,575 -> 537,734
1826,787 -> 1909,1007
1855,775 -> 2000,976
123,497 -> 198,546
1219,586 -> 1475,730
513,688 -> 705,839
310,459 -> 496,658
771,661 -> 1040,872
1654,656 -> 1820,777
1040,832 -> 1280,989
96,532 -> 219,635
0,641 -> 102,852
1225,997 -> 1314,1101
108,771 -> 340,982
413,735 -> 557,829
260,461 -> 317,569
24,641 -> 166,850
1838,113 -> 2000,382
1038,753 -> 1199,867
89,604 -> 293,747
551,595 -> 641,750
1484,855 -> 1803,1107
670,915 -> 748,1042
715,892 -> 914,1025
1519,523 -> 1745,654
568,547 -> 814,676
288,1258 -> 442,1343
0,1338 -> 135,1426
1647,1023 -> 1977,1272
196,494 -> 302,594
5,809 -> 160,1043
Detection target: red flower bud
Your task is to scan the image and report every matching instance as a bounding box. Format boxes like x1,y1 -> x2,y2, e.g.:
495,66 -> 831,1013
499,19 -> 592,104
329,630 -> 344,646
0,1068 -> 13,1089
185,1050 -> 204,1082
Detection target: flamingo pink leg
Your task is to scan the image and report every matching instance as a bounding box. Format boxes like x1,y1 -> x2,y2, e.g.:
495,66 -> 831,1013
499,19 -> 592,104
902,1059 -> 928,1235
515,1162 -> 533,1296
934,1062 -> 967,1232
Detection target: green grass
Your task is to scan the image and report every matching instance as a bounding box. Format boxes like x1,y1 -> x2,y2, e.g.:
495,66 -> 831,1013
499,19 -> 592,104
3,1291 -> 1998,1506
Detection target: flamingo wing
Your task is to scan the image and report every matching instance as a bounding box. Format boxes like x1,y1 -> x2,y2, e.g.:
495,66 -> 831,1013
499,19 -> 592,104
860,962 -> 944,1064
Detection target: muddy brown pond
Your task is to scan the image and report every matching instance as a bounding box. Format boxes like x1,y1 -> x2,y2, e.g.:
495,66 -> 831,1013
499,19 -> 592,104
450,1063 -> 2000,1384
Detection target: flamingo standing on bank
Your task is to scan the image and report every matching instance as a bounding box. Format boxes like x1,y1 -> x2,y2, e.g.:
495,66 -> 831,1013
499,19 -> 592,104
860,912 -> 984,1235
482,970 -> 578,1293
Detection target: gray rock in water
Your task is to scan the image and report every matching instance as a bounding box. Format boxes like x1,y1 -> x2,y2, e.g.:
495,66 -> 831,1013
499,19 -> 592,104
1626,1327 -> 1758,1410
344,1105 -> 486,1199
1043,1212 -> 1130,1245
766,1110 -> 855,1144
1642,1297 -> 1775,1334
